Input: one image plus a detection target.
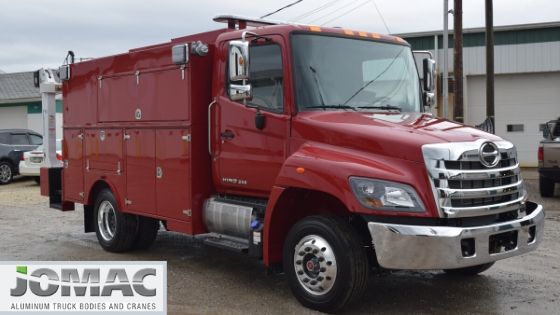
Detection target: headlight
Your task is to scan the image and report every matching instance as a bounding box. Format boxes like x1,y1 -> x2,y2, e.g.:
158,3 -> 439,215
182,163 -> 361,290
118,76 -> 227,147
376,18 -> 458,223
349,177 -> 425,212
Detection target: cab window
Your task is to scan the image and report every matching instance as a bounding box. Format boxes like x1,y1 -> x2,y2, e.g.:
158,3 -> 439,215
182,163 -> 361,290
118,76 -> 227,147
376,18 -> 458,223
247,44 -> 284,112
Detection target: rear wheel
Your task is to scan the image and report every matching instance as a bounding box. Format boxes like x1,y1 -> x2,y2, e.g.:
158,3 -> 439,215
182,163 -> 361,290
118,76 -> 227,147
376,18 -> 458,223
94,189 -> 137,252
444,262 -> 494,276
539,176 -> 555,197
284,216 -> 369,312
134,216 -> 159,250
0,161 -> 13,185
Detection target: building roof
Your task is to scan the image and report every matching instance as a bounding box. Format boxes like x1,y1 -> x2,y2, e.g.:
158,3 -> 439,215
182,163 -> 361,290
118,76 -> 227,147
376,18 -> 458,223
0,71 -> 40,104
395,21 -> 560,38
396,21 -> 560,51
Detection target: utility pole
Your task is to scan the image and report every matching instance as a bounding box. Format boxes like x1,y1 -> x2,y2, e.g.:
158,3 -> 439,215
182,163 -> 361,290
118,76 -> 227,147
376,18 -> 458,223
486,0 -> 495,132
443,0 -> 449,119
453,0 -> 464,123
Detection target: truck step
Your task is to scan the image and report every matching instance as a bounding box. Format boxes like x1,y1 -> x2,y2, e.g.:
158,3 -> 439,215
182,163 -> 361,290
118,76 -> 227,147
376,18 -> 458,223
202,236 -> 249,253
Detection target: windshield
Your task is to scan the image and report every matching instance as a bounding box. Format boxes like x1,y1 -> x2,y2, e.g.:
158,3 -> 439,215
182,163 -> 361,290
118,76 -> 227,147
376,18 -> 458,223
292,34 -> 421,112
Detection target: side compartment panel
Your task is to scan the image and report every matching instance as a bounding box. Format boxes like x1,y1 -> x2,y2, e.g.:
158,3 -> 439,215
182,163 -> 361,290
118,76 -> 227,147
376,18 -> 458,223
98,75 -> 137,122
138,68 -> 190,121
125,129 -> 156,215
156,129 -> 191,228
62,129 -> 84,202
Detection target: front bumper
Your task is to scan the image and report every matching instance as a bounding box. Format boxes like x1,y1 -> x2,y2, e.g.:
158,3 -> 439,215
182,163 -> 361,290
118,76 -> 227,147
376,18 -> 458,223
368,201 -> 545,270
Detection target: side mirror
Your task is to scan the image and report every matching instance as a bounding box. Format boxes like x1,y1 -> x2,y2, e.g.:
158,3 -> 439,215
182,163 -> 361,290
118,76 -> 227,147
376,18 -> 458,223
230,84 -> 252,101
423,91 -> 435,107
229,41 -> 250,81
423,58 -> 436,92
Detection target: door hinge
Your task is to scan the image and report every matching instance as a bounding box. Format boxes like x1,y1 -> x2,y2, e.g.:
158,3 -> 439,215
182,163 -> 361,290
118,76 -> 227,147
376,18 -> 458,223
98,76 -> 103,88
183,209 -> 192,217
78,133 -> 84,140
125,199 -> 132,205
116,161 -> 121,175
156,166 -> 163,179
85,159 -> 90,171
181,134 -> 191,142
123,133 -> 130,140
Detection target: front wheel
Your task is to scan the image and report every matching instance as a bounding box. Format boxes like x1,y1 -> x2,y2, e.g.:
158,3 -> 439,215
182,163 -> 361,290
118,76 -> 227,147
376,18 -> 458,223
444,262 -> 494,276
283,216 -> 369,313
94,189 -> 138,252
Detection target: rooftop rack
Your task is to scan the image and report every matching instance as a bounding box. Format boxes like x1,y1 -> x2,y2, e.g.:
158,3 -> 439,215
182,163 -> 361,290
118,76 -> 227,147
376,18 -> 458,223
213,14 -> 307,29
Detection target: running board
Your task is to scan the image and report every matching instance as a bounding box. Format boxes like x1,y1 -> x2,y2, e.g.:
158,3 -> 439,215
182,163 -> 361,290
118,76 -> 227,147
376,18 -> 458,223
200,234 -> 249,253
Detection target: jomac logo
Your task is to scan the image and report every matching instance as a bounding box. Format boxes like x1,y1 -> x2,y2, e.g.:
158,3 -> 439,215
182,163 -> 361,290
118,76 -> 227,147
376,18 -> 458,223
10,266 -> 156,297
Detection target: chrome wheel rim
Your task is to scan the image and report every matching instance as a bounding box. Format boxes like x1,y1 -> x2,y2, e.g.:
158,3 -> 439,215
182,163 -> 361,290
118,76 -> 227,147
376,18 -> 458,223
293,234 -> 337,296
0,164 -> 11,183
97,200 -> 117,242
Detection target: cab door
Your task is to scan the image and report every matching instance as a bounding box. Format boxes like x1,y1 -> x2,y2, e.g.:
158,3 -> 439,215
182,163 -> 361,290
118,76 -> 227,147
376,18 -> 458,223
214,38 -> 289,195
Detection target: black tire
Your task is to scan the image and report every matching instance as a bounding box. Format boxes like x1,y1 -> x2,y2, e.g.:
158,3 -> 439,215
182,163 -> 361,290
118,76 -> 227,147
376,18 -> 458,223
93,189 -> 138,252
444,262 -> 494,276
283,216 -> 369,313
539,176 -> 555,197
34,177 -> 41,184
0,161 -> 14,185
133,216 -> 159,250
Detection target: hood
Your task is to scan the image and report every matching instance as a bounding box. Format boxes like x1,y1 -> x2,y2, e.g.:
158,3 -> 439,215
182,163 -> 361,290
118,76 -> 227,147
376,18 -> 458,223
292,111 -> 503,162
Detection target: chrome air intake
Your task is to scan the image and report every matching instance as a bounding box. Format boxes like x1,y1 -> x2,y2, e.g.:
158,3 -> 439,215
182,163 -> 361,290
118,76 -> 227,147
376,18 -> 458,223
422,139 -> 527,218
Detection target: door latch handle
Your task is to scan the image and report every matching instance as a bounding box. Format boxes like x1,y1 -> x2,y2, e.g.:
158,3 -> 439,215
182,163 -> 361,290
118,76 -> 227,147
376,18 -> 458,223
220,130 -> 235,141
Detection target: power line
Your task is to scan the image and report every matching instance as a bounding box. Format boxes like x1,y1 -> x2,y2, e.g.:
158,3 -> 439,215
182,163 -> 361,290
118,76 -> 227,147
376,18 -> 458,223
320,0 -> 372,26
260,0 -> 304,19
372,0 -> 391,34
308,0 -> 360,24
292,0 -> 340,21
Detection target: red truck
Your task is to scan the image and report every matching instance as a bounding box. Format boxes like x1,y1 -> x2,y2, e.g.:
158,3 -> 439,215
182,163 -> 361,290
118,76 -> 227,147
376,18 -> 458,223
41,15 -> 545,312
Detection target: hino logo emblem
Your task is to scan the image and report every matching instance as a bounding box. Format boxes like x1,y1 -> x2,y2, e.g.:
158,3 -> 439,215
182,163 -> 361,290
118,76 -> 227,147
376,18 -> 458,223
479,142 -> 500,168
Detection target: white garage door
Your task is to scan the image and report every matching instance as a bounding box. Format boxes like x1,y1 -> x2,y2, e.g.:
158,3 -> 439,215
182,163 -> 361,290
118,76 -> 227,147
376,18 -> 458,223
0,106 -> 27,130
466,72 -> 560,167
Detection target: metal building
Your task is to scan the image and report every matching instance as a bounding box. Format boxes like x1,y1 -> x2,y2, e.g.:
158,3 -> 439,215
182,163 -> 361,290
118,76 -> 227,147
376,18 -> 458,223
0,71 -> 63,138
399,22 -> 560,167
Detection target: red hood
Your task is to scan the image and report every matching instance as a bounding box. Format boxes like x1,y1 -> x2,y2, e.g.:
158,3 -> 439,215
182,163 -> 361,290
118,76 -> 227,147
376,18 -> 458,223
292,111 -> 503,162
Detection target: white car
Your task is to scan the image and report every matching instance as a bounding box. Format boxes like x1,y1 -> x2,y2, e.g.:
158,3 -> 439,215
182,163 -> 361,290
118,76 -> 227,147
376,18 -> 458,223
19,140 -> 62,182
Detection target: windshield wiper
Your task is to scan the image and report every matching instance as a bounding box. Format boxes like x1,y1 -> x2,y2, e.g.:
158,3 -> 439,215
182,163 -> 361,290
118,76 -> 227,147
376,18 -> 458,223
306,105 -> 357,111
309,66 -> 327,107
356,105 -> 401,111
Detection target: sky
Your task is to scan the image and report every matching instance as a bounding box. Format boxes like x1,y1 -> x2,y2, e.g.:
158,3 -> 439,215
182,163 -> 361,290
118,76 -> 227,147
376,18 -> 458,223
0,0 -> 559,73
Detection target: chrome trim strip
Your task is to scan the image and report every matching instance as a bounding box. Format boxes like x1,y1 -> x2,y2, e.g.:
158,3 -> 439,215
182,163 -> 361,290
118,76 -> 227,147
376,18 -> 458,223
441,195 -> 526,218
438,180 -> 523,199
368,202 -> 544,270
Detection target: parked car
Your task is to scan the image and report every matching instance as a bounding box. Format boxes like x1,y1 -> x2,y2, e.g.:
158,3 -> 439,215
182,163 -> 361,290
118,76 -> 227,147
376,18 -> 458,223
0,129 -> 43,184
539,119 -> 560,197
19,139 -> 62,183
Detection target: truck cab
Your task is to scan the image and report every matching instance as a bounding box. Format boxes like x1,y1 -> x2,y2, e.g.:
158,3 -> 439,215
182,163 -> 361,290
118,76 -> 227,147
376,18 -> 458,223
41,15 -> 545,312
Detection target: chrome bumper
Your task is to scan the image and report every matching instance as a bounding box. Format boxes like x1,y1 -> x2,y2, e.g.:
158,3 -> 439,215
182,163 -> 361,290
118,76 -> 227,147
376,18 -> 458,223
368,202 -> 545,270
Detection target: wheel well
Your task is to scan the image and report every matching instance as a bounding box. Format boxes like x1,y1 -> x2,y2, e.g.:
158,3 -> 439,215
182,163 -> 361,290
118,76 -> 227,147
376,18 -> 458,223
84,180 -> 112,233
0,158 -> 14,168
265,188 -> 372,268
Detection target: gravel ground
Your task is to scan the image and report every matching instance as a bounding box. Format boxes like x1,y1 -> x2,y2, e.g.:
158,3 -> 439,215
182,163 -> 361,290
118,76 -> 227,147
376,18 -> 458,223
0,170 -> 559,315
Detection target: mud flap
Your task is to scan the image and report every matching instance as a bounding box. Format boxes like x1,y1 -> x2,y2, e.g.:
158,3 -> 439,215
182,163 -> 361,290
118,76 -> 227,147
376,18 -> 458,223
40,167 -> 75,211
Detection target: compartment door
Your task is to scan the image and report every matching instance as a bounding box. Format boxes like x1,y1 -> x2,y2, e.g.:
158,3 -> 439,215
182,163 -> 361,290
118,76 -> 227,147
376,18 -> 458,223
156,129 -> 191,224
63,129 -> 84,202
125,129 -> 156,215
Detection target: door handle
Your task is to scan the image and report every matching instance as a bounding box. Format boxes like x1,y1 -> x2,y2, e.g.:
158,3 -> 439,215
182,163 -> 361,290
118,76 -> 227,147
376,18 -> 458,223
220,130 -> 235,141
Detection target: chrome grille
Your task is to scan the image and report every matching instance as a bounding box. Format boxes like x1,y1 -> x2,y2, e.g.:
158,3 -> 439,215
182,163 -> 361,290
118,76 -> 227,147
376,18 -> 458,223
422,140 -> 527,218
